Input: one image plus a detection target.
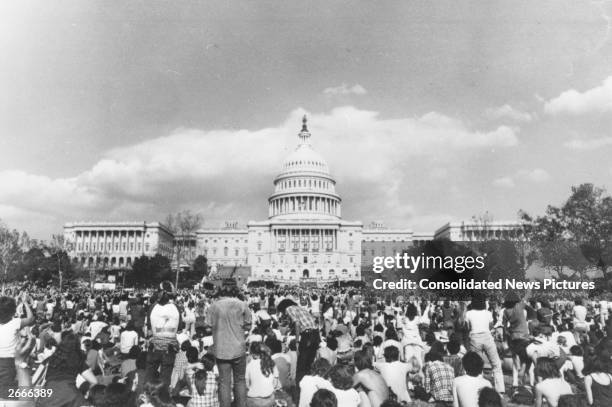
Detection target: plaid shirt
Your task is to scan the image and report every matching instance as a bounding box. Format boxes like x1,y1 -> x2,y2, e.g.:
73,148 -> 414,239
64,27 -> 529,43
424,361 -> 454,402
285,305 -> 317,331
187,371 -> 219,407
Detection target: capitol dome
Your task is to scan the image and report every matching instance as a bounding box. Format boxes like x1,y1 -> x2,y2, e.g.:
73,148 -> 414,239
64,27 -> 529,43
280,131 -> 330,176
268,116 -> 341,220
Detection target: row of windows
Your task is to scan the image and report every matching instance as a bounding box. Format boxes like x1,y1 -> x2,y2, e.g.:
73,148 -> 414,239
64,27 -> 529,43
263,268 -> 349,275
362,247 -> 405,256
204,238 -> 248,244
75,230 -> 147,237
204,247 -> 248,257
362,238 -> 408,242
277,178 -> 331,190
77,242 -> 149,252
286,160 -> 325,168
256,255 -> 354,264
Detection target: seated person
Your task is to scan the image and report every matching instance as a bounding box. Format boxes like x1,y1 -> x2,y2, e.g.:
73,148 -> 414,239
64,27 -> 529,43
423,350 -> 454,405
352,350 -> 388,407
328,365 -> 361,407
374,346 -> 411,403
452,352 -> 492,407
299,359 -> 334,407
534,357 -> 573,407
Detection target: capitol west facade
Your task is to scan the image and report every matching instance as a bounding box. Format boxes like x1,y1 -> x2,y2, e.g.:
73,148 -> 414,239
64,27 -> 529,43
64,117 -> 524,283
64,117 -> 414,283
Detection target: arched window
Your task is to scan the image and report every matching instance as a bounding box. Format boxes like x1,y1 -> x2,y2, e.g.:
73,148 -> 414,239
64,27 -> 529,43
329,269 -> 335,276
342,269 -> 348,274
316,269 -> 322,275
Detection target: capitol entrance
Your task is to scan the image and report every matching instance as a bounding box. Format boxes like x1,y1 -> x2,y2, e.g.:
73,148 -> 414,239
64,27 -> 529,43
302,269 -> 309,278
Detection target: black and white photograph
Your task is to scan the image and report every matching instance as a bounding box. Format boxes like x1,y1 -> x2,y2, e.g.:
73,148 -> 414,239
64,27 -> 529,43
2,2 -> 612,407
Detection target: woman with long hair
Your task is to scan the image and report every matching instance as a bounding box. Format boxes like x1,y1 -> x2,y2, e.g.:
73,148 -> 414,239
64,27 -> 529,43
400,302 -> 424,364
37,331 -> 98,407
584,352 -> 612,407
187,354 -> 219,407
245,342 -> 280,407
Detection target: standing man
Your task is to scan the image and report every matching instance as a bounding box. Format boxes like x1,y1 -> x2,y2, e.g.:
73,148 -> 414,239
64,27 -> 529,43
208,287 -> 251,407
146,282 -> 180,386
277,298 -> 320,388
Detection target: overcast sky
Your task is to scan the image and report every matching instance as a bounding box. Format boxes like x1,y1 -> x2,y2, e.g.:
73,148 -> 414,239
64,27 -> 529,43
1,0 -> 612,239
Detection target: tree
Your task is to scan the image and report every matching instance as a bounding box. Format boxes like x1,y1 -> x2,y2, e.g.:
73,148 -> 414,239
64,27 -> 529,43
0,222 -> 21,292
460,212 -> 535,281
192,255 -> 208,279
127,254 -> 172,288
477,240 -> 530,281
521,183 -> 612,280
47,234 -> 67,292
165,210 -> 203,288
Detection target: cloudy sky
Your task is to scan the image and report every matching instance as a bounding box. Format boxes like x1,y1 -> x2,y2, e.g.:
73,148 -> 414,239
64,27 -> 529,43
1,0 -> 612,239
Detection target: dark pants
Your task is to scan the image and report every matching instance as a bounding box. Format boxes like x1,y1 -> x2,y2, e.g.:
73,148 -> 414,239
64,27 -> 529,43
145,348 -> 176,387
36,380 -> 86,407
0,358 -> 16,398
217,354 -> 247,407
296,329 -> 320,388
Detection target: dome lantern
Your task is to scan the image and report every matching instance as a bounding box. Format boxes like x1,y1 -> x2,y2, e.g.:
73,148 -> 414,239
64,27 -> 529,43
298,115 -> 311,145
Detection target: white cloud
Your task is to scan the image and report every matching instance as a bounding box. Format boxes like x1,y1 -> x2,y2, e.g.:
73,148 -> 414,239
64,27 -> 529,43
493,168 -> 551,188
484,104 -> 533,122
517,168 -> 551,183
563,137 -> 612,150
0,106 -> 519,238
323,83 -> 368,96
544,76 -> 612,115
493,177 -> 516,188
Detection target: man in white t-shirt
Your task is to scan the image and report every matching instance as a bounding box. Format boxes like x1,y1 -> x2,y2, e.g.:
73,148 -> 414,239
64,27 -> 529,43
119,321 -> 139,356
146,285 -> 180,387
88,314 -> 108,340
298,359 -> 334,407
374,345 -> 411,403
452,352 -> 492,407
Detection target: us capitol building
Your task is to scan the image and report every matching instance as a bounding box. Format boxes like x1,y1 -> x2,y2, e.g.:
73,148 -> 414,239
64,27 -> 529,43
64,117 -> 523,283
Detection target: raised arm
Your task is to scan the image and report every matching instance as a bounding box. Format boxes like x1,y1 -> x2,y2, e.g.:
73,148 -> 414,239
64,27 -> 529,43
19,292 -> 35,329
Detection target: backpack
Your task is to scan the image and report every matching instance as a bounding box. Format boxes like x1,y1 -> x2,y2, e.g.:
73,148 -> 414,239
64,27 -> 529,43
511,386 -> 534,405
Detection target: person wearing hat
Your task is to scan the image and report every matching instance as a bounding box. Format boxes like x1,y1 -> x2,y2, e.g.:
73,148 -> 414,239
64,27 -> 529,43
464,292 -> 505,394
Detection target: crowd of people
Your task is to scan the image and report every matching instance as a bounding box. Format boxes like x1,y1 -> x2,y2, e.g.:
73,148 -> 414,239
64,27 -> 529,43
1,280 -> 612,407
